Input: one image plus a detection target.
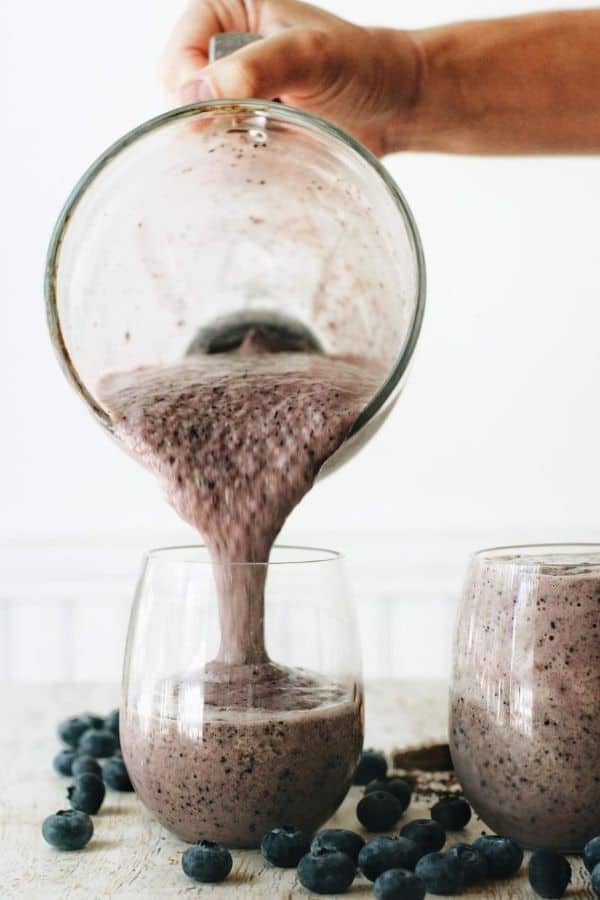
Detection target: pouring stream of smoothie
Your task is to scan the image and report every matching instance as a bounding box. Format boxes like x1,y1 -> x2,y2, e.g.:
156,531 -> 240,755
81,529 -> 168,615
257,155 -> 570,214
98,332 -> 380,844
99,335 -> 383,669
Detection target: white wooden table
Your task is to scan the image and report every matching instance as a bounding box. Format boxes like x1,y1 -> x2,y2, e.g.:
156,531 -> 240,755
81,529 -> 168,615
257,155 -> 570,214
0,681 -> 592,899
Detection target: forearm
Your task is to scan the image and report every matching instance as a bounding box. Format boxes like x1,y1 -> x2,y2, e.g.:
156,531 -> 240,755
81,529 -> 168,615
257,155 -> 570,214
392,9 -> 600,154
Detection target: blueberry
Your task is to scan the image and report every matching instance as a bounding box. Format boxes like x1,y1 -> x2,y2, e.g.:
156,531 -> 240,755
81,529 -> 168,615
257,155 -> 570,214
528,849 -> 571,898
374,868 -> 426,900
584,837 -> 600,873
366,778 -> 412,812
102,756 -> 133,791
311,829 -> 365,863
415,851 -> 464,895
58,713 -> 104,748
53,749 -> 78,776
42,809 -> 93,850
472,835 -> 523,878
353,749 -> 388,785
67,773 -> 105,814
297,849 -> 356,895
71,756 -> 102,778
358,836 -> 422,881
431,796 -> 471,831
261,825 -> 311,867
104,709 -> 120,744
357,790 -> 404,832
78,728 -> 117,758
592,863 -> 600,897
400,819 -> 446,854
445,843 -> 489,885
182,840 -> 232,883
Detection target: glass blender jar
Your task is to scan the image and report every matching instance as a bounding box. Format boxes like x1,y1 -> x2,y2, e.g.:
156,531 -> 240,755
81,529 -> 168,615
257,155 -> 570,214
45,99 -> 425,474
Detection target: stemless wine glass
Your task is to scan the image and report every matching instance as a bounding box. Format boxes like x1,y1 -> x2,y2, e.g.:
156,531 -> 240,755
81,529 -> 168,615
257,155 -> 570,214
450,544 -> 600,852
121,545 -> 363,848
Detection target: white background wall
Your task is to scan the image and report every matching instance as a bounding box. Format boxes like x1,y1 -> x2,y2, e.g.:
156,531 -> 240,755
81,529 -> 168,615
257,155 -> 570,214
1,1 -> 600,679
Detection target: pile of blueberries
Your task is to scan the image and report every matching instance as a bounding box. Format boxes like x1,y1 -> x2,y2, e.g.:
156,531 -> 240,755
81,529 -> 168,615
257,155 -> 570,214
42,709 -> 134,851
236,749 -> 600,898
43,728 -> 600,899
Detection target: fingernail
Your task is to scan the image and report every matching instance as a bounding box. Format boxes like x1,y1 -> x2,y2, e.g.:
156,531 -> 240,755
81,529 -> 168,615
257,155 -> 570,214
180,78 -> 215,105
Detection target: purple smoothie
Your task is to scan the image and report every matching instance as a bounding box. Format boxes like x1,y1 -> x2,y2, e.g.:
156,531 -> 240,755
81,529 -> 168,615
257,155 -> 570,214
450,550 -> 600,851
99,341 -> 380,845
123,674 -> 363,846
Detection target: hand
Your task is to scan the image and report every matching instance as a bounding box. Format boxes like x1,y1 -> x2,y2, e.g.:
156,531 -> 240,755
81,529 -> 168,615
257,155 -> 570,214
160,0 -> 422,157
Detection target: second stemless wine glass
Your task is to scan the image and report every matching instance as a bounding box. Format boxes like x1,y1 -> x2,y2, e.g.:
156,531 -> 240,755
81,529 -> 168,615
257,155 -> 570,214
121,545 -> 363,848
450,544 -> 600,851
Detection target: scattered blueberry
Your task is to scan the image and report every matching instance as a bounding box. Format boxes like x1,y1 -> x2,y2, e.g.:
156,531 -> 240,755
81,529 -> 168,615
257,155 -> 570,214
297,849 -> 356,895
357,790 -> 404,831
472,835 -> 523,878
42,809 -> 93,850
53,749 -> 78,776
445,843 -> 489,885
431,796 -> 471,831
78,728 -> 117,758
353,749 -> 388,785
102,756 -> 133,791
374,868 -> 426,900
57,713 -> 103,748
591,863 -> 600,897
400,819 -> 446,854
365,778 -> 412,812
68,773 -> 105,814
104,709 -> 120,742
261,826 -> 311,868
311,828 -> 365,863
415,851 -> 464,895
71,756 -> 102,778
528,849 -> 571,898
584,837 -> 600,873
358,836 -> 422,881
182,840 -> 232,883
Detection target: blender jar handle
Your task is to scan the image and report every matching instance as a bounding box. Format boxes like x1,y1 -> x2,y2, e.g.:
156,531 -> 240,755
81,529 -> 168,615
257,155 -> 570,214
208,33 -> 282,105
209,33 -> 262,63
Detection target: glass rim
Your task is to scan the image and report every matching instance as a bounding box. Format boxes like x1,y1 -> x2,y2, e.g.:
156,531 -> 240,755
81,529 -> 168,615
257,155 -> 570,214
44,98 -> 426,436
473,542 -> 600,569
145,543 -> 342,566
